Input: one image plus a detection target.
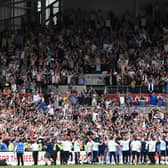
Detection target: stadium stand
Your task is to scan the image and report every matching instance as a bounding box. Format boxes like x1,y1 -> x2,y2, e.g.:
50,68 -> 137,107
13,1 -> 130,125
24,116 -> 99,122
0,0 -> 167,166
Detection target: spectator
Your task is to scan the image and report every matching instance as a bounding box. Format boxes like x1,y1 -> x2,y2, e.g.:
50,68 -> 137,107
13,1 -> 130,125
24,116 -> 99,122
157,95 -> 164,106
44,138 -> 53,166
149,92 -> 157,106
15,139 -> 24,166
0,140 -> 7,151
31,140 -> 39,165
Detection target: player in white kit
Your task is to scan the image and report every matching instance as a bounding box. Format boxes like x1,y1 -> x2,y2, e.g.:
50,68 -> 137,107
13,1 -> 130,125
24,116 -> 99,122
160,136 -> 166,164
130,136 -> 141,165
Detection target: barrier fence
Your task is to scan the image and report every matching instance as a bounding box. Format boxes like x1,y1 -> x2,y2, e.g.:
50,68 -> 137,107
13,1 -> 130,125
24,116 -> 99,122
106,93 -> 167,105
0,151 -> 87,166
0,151 -> 163,165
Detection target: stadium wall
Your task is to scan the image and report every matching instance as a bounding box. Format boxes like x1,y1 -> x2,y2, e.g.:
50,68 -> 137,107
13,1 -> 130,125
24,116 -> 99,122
63,0 -> 168,15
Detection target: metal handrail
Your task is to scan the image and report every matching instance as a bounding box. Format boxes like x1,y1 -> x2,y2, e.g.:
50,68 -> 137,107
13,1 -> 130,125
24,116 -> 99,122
106,85 -> 167,94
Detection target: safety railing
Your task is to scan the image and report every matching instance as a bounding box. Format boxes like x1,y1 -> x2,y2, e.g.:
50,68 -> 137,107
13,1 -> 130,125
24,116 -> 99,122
106,85 -> 168,94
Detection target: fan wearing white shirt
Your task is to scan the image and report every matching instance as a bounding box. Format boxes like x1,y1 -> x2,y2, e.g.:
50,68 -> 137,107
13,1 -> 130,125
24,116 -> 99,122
141,137 -> 148,164
33,92 -> 41,103
148,136 -> 157,164
130,136 -> 141,165
31,140 -> 39,165
86,140 -> 92,163
62,137 -> 72,164
160,136 -> 166,164
107,136 -> 119,164
74,137 -> 81,164
166,135 -> 168,164
120,136 -> 130,164
91,137 -> 100,163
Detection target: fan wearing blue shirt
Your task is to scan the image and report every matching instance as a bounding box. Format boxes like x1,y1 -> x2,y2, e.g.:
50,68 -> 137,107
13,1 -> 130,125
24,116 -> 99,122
15,139 -> 24,166
0,140 -> 7,151
149,92 -> 157,106
44,138 -> 53,166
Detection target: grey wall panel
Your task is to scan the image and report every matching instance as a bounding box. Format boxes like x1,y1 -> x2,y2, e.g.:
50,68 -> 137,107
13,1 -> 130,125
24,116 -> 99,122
63,0 -> 168,15
0,7 -> 9,20
63,0 -> 135,15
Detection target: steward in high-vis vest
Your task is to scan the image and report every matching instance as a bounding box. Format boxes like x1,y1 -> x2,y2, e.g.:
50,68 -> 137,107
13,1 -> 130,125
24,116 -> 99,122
52,140 -> 59,165
38,142 -> 43,151
57,142 -> 64,165
24,141 -> 29,151
8,141 -> 15,151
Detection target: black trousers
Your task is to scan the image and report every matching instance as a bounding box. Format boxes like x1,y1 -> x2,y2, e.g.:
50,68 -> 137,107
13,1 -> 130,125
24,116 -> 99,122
52,150 -> 57,165
109,152 -> 117,163
33,151 -> 38,165
141,151 -> 147,163
60,150 -> 64,165
75,152 -> 80,164
64,151 -> 69,164
148,152 -> 156,164
92,151 -> 98,163
122,151 -> 129,164
69,152 -> 73,161
132,151 -> 139,163
17,153 -> 24,166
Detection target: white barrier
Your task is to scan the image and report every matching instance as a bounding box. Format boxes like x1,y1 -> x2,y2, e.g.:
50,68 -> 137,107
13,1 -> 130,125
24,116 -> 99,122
0,151 -> 87,166
84,74 -> 104,85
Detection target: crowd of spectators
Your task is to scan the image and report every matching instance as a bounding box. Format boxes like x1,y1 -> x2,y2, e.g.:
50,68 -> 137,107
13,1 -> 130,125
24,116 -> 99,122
0,9 -> 168,94
0,86 -> 168,165
0,7 -> 167,165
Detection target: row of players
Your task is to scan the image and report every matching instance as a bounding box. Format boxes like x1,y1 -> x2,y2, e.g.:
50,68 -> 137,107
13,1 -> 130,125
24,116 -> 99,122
40,134 -> 168,165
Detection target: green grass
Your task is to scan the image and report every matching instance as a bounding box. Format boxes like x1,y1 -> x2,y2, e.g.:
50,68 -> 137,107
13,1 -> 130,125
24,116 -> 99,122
4,165 -> 168,168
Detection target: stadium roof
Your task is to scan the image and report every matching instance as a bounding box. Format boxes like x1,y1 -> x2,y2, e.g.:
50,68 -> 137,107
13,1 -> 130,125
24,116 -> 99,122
0,0 -> 10,4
